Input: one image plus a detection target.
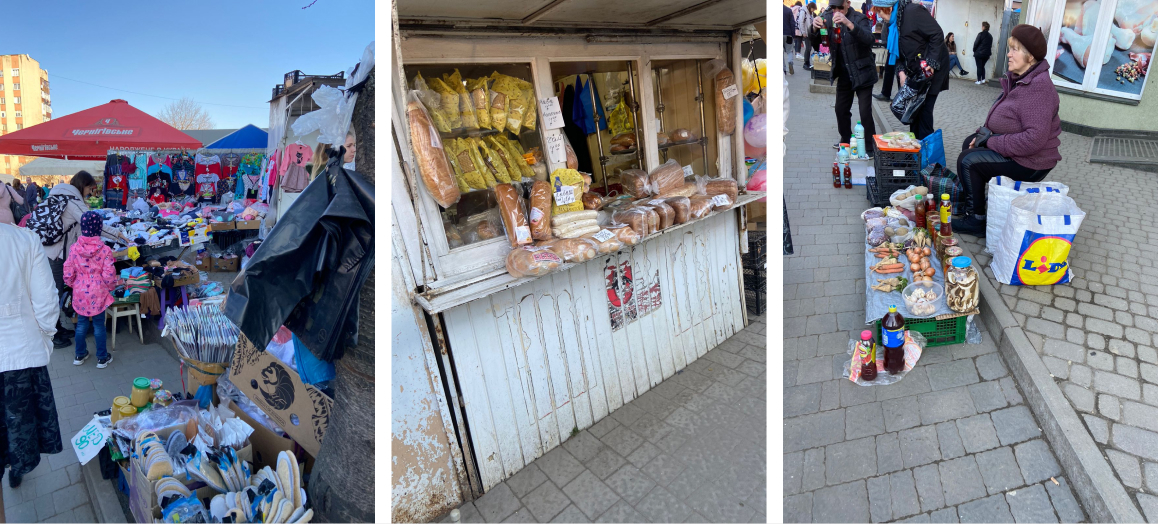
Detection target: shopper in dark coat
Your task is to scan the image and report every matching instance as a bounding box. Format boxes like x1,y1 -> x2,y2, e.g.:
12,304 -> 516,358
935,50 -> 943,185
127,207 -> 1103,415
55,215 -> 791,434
809,0 -> 878,154
974,22 -> 994,83
785,4 -> 798,75
871,0 -> 950,139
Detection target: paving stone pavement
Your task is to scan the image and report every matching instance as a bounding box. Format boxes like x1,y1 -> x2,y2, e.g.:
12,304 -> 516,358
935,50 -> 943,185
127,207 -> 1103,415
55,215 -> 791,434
3,315 -> 184,523
783,64 -> 1086,523
871,69 -> 1158,522
444,313 -> 767,523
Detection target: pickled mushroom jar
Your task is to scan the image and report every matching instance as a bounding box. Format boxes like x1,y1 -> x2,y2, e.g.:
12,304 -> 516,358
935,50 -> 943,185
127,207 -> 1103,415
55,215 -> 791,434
946,257 -> 980,313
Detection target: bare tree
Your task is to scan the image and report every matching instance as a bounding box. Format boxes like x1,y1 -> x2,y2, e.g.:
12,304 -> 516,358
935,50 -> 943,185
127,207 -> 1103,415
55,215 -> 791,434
156,97 -> 215,130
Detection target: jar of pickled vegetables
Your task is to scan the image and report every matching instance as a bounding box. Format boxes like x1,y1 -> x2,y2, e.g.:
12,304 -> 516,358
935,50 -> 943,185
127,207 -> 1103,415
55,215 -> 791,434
130,377 -> 152,408
938,236 -> 959,262
943,246 -> 964,274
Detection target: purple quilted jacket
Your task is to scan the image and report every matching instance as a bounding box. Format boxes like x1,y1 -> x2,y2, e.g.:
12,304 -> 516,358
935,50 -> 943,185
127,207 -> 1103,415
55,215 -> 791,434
983,60 -> 1062,171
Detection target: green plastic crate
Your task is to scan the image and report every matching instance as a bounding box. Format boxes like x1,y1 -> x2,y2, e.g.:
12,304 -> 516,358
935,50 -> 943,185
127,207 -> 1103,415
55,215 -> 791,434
874,315 -> 967,347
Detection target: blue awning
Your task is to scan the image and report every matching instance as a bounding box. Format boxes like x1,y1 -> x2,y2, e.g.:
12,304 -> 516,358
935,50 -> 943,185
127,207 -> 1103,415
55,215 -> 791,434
204,124 -> 268,150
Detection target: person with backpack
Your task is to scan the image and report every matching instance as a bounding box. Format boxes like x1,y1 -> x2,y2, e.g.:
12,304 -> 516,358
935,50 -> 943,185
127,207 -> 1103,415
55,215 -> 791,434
1,182 -> 26,225
64,212 -> 117,369
0,222 -> 65,489
28,172 -> 97,349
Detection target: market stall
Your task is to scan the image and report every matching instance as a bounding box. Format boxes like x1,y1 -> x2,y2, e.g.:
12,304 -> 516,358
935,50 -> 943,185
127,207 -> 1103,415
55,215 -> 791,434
391,0 -> 765,498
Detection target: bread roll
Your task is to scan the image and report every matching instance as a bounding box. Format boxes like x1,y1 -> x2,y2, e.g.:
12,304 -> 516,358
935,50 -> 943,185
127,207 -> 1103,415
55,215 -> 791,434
542,238 -> 598,262
495,184 -> 532,248
406,100 -> 462,209
607,224 -> 642,246
529,181 -> 553,241
506,247 -> 562,278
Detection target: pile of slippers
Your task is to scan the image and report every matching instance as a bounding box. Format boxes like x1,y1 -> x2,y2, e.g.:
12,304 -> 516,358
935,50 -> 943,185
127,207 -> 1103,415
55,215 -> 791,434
209,450 -> 312,523
137,431 -> 175,481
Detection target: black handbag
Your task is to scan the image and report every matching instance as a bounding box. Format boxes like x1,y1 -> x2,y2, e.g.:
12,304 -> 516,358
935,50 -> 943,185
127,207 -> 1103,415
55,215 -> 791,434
5,185 -> 28,222
890,78 -> 930,125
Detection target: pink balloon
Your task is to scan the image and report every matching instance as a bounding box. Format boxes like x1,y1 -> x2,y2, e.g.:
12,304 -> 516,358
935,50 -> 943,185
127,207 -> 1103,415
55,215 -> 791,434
744,114 -> 767,149
747,170 -> 767,202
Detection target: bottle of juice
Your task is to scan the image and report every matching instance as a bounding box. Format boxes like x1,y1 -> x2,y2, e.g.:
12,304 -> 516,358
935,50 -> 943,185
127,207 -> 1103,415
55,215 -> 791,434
882,305 -> 906,375
914,194 -> 926,228
843,163 -> 852,189
833,162 -> 841,188
858,330 -> 877,381
939,194 -> 952,236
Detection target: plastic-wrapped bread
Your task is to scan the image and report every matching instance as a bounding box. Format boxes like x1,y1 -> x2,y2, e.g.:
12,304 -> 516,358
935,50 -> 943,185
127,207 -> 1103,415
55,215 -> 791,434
582,192 -> 604,210
689,196 -> 714,219
477,220 -> 500,240
582,230 -> 624,254
551,215 -> 600,237
551,210 -> 598,226
466,77 -> 492,129
406,95 -> 462,208
649,159 -> 686,196
413,74 -> 451,133
443,70 -> 478,129
702,177 -> 739,202
612,208 -> 649,237
657,132 -> 671,146
705,59 -> 737,135
659,183 -> 698,198
644,207 -> 660,235
529,181 -> 553,241
494,183 -> 532,248
506,247 -> 563,278
644,201 -> 675,230
620,169 -> 651,198
541,237 -> 598,262
664,197 -> 691,224
670,128 -> 695,143
565,139 -> 579,170
606,224 -> 642,245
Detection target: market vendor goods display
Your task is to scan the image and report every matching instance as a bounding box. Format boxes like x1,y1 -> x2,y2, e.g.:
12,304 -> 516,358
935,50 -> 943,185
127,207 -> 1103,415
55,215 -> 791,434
494,183 -> 532,247
405,95 -> 461,208
704,59 -> 737,135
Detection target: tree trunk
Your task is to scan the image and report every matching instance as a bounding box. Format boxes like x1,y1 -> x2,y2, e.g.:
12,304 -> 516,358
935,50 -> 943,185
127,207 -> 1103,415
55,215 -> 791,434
307,67 -> 376,523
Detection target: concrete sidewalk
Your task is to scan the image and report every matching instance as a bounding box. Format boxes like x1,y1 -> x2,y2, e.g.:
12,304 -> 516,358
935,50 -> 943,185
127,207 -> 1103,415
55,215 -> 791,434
446,313 -> 767,523
783,65 -> 1086,523
870,75 -> 1158,521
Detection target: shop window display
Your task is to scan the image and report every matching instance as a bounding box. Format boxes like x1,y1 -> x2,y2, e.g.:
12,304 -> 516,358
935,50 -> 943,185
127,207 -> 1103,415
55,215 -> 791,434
1043,0 -> 1156,100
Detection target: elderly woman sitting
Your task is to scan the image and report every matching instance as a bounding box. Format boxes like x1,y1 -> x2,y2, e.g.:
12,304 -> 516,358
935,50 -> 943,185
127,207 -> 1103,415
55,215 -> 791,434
954,24 -> 1062,236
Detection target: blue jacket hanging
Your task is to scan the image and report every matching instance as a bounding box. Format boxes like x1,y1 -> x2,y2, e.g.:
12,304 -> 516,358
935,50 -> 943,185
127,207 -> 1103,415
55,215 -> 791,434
572,76 -> 607,135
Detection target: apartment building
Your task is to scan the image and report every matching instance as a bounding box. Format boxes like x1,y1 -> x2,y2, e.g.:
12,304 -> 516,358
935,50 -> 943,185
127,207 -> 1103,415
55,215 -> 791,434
1,54 -> 52,176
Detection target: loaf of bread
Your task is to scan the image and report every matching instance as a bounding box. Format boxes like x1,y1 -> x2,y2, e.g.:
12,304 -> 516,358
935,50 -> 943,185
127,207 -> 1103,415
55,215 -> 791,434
656,132 -> 671,146
582,231 -> 624,254
649,160 -> 686,196
715,68 -> 737,135
704,178 -> 739,202
644,207 -> 660,235
670,128 -> 695,143
606,224 -> 642,245
689,196 -> 713,219
612,208 -> 649,237
542,238 -> 598,262
529,181 -> 553,241
646,202 -> 675,230
664,197 -> 691,224
406,99 -> 462,209
621,169 -> 651,198
495,183 -> 532,248
506,247 -> 562,278
477,220 -> 500,240
659,183 -> 698,198
582,192 -> 604,210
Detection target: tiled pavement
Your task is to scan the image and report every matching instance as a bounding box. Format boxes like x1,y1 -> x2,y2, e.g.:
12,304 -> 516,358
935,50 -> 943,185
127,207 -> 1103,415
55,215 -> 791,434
873,71 -> 1158,521
445,313 -> 767,523
783,63 -> 1085,522
3,314 -> 184,522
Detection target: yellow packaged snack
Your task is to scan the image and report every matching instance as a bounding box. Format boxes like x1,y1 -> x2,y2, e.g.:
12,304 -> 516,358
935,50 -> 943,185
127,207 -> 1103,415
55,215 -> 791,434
428,77 -> 462,130
413,73 -> 452,133
493,135 -> 534,180
489,82 -> 508,134
472,137 -> 512,184
443,69 -> 478,129
485,136 -> 521,182
491,73 -> 527,135
466,77 -> 492,129
464,138 -> 498,188
447,139 -> 487,190
549,168 -> 586,215
513,77 -> 537,132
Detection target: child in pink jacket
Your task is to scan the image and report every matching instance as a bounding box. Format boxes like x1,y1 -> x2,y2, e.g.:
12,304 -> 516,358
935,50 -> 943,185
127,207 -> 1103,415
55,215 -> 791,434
64,212 -> 117,368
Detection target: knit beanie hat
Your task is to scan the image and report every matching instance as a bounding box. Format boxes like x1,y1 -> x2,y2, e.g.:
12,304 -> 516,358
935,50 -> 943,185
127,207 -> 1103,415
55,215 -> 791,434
80,211 -> 103,237
871,0 -> 899,7
1011,24 -> 1047,62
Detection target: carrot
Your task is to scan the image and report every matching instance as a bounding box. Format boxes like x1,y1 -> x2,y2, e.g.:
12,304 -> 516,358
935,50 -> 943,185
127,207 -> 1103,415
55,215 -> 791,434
875,263 -> 904,269
874,267 -> 905,274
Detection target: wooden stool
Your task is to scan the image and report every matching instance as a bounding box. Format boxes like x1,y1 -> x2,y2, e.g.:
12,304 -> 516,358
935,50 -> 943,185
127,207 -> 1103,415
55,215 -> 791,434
107,300 -> 144,349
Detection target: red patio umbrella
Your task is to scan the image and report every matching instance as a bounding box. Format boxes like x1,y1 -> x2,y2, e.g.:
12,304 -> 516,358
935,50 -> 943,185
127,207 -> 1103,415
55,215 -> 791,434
0,99 -> 202,160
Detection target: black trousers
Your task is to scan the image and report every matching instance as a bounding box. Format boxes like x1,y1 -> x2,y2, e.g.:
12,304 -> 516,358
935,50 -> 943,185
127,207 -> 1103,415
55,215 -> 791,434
910,90 -> 939,140
835,75 -> 877,153
880,64 -> 897,97
957,133 -> 1052,216
975,56 -> 990,81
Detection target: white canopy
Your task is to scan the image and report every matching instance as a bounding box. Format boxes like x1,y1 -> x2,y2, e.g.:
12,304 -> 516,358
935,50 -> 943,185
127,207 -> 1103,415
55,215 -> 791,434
19,157 -> 106,179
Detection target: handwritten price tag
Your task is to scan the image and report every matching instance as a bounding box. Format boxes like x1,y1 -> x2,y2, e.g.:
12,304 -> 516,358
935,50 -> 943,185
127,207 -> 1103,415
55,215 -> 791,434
72,415 -> 110,465
554,186 -> 576,206
711,194 -> 731,207
539,97 -> 565,129
546,134 -> 567,165
648,199 -> 667,206
682,165 -> 694,177
722,84 -> 740,100
593,229 -> 615,243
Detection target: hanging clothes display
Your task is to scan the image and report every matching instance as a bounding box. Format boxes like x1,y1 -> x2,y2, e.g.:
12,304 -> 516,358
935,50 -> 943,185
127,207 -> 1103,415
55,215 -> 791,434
194,153 -> 221,204
129,153 -> 148,202
146,152 -> 172,202
237,152 -> 265,201
103,153 -> 129,210
259,155 -> 273,202
561,84 -> 595,173
220,153 -> 240,199
281,143 -> 313,193
169,152 -> 196,199
572,75 -> 607,135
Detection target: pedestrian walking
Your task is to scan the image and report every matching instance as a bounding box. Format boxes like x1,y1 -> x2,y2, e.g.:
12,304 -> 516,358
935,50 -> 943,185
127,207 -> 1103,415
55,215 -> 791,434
64,212 -> 117,369
785,4 -> 797,75
798,3 -> 817,71
954,25 -> 1061,236
974,21 -> 994,84
23,178 -> 39,212
871,0 -> 950,139
947,33 -> 969,76
0,222 -> 65,492
809,0 -> 878,154
792,3 -> 805,57
0,183 -> 25,226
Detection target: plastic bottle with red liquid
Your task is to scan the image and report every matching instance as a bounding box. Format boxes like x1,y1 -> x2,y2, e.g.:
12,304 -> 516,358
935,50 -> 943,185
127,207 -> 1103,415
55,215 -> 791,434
843,163 -> 852,189
858,330 -> 877,381
832,162 -> 841,188
882,305 -> 906,375
914,194 -> 926,229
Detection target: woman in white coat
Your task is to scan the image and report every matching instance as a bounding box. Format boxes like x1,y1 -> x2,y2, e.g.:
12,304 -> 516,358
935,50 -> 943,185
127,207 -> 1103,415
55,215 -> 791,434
0,223 -> 64,494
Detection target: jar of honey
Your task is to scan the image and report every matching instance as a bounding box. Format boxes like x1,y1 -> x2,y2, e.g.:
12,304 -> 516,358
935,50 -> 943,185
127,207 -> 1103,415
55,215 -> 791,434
130,377 -> 152,408
118,405 -> 137,422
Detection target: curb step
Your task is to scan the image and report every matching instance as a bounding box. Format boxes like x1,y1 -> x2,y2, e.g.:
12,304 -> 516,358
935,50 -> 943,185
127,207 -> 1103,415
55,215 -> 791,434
81,457 -> 129,523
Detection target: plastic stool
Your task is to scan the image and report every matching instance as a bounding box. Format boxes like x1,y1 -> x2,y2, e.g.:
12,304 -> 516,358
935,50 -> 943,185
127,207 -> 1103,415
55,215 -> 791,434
106,302 -> 143,349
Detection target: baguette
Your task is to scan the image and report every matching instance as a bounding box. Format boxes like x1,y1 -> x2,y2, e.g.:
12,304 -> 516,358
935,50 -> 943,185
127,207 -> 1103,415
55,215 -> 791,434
495,184 -> 532,248
553,224 -> 600,238
406,100 -> 462,208
551,210 -> 598,226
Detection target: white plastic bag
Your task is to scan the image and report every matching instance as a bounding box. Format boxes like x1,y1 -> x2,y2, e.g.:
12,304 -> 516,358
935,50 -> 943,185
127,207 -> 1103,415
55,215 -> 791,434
990,192 -> 1085,286
889,185 -> 921,211
984,177 -> 1069,254
290,42 -> 375,145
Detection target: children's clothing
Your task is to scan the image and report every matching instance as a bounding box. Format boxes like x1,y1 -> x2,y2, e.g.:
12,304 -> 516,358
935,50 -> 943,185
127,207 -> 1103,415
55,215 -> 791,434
281,144 -> 313,193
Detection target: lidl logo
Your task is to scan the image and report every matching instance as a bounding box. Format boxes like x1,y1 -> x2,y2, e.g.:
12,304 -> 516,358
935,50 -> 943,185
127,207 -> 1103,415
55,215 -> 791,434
1016,236 -> 1072,286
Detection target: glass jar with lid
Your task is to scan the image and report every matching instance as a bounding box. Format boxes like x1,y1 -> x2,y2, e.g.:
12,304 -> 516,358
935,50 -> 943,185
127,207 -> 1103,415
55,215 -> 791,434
130,377 -> 152,408
946,257 -> 980,313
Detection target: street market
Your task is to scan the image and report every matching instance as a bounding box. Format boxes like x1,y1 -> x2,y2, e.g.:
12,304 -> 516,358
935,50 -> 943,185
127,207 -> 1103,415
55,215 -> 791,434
0,40 -> 374,523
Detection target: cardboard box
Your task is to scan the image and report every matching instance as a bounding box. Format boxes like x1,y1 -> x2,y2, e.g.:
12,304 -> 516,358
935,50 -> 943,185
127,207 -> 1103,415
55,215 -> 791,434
210,221 -> 235,231
154,269 -> 200,289
224,399 -> 298,471
195,257 -> 212,272
212,256 -> 240,272
235,219 -> 261,230
230,333 -> 333,457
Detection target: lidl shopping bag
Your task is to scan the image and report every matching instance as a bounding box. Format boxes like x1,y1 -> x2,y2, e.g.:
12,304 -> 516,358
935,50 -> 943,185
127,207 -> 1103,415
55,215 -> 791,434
985,177 -> 1069,254
991,192 -> 1085,286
